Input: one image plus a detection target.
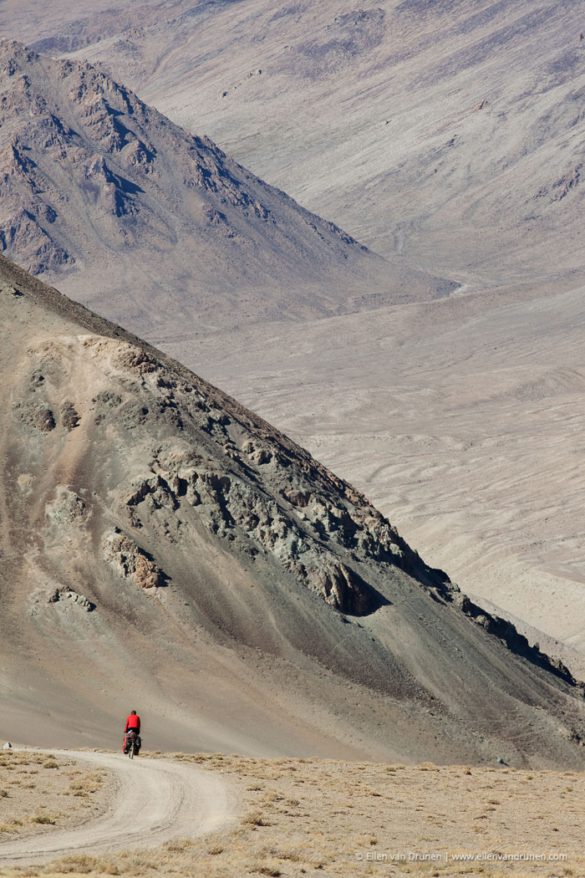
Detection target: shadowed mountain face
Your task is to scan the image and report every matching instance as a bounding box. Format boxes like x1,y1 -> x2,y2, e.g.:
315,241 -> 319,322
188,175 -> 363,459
1,253 -> 584,765
0,39 -> 438,334
12,0 -> 584,290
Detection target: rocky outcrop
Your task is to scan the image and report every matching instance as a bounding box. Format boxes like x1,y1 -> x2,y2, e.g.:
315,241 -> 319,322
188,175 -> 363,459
46,488 -> 88,525
103,529 -> 167,590
83,341 -> 457,618
302,557 -> 386,616
7,325 -> 430,620
0,208 -> 73,275
47,587 -> 95,612
454,593 -> 580,689
13,399 -> 57,433
60,401 -> 80,430
116,434 -> 390,615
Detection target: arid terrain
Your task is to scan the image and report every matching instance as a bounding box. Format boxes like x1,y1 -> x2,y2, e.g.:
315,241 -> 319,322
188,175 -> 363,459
0,749 -> 234,864
0,751 -> 110,841
0,37 -> 435,334
0,3 -> 584,872
6,0 -> 583,286
2,254 -> 585,766
0,3 -> 584,672
1,749 -> 584,877
187,272 -> 585,677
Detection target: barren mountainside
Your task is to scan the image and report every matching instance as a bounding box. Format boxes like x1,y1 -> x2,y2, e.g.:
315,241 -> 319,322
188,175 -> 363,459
18,0 -> 584,289
9,0 -> 585,673
1,253 -> 584,766
0,39 -> 436,334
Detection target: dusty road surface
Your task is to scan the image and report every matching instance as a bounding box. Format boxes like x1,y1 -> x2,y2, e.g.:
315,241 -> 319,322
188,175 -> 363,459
0,750 -> 237,865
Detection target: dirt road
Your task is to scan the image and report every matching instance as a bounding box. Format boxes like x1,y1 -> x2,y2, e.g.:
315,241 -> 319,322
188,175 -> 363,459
0,750 -> 237,865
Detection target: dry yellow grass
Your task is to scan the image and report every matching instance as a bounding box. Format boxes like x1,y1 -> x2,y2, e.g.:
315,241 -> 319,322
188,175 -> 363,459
0,751 -> 110,840
1,753 -> 583,877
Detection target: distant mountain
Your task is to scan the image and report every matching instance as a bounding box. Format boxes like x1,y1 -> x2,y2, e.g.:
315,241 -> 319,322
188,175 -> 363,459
19,0 -> 585,289
0,252 -> 584,765
0,39 -> 437,335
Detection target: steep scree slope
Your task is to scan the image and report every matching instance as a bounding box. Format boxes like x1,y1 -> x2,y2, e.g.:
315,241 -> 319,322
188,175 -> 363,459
0,253 -> 584,764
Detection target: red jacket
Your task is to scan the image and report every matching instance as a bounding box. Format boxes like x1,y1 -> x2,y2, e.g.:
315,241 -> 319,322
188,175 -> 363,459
125,713 -> 141,733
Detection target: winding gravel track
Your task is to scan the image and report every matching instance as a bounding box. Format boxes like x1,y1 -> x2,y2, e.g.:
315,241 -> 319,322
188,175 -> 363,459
0,750 -> 237,865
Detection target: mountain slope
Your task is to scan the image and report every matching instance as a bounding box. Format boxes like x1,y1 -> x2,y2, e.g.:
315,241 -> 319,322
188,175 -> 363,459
1,252 -> 584,766
18,0 -> 585,289
3,2 -> 585,695
0,39 -> 436,335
